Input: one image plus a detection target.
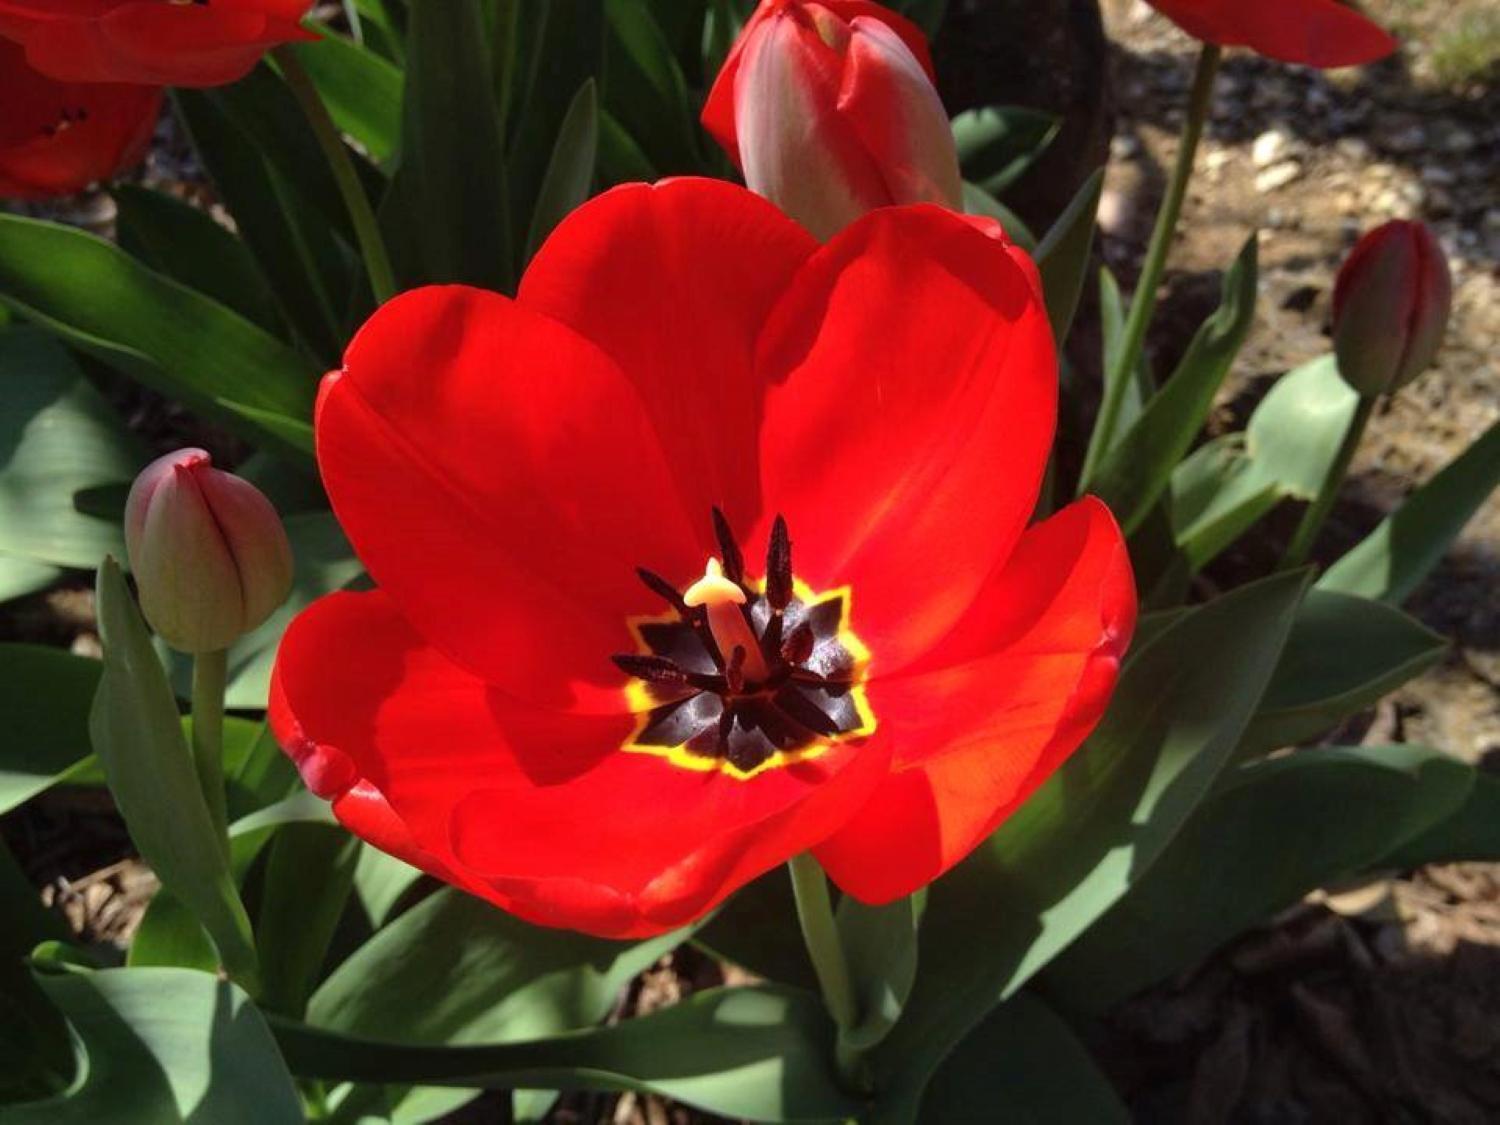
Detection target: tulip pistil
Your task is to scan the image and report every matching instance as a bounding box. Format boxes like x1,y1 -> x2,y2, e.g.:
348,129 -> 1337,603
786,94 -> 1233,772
615,511 -> 874,779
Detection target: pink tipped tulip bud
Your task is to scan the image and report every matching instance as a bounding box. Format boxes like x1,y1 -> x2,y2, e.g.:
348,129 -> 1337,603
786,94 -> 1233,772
701,0 -> 963,240
1332,220 -> 1453,398
124,448 -> 294,654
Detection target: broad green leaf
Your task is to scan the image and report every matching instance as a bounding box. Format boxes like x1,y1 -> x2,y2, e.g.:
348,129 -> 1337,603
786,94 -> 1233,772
394,0 -> 513,291
291,28 -> 404,163
524,79 -> 599,261
5,968 -> 302,1124
695,871 -> 817,992
0,329 -> 143,569
598,106 -> 661,186
837,892 -> 923,1054
1093,234 -> 1258,535
0,841 -> 75,1104
604,0 -> 704,174
176,87 -> 351,365
0,216 -> 318,454
1040,745 -> 1474,1017
952,107 -> 1061,197
90,558 -> 259,994
0,645 -> 99,815
258,824 -> 362,1018
1168,433 -> 1282,570
961,181 -> 1037,251
868,570 -> 1308,1121
1321,416 -> 1500,604
0,558 -> 59,604
352,845 -> 424,929
918,993 -> 1128,1123
1239,590 -> 1446,757
225,720 -> 299,822
276,985 -> 858,1124
113,185 -> 283,335
1098,265 -> 1149,435
126,891 -> 219,974
1035,167 -> 1104,345
1382,770 -> 1500,868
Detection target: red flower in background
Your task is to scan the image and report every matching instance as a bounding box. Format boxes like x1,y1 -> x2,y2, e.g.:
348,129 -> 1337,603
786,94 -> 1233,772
702,0 -> 962,239
0,0 -> 312,88
0,38 -> 160,199
1147,0 -> 1396,68
270,179 -> 1136,938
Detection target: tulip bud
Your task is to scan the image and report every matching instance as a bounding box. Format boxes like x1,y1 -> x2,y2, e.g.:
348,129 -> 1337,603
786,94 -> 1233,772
124,448 -> 293,654
702,0 -> 962,240
1332,220 -> 1452,398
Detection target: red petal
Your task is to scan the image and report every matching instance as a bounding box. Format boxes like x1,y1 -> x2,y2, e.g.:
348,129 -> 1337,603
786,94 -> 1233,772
519,179 -> 816,534
756,204 -> 1056,673
814,498 -> 1136,903
1148,0 -> 1395,67
317,286 -> 702,712
702,0 -> 936,168
271,590 -> 890,938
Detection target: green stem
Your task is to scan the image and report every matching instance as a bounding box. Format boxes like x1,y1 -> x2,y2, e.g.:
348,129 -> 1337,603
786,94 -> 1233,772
190,648 -> 230,857
788,853 -> 859,1038
1079,43 -> 1221,493
272,44 -> 396,305
1281,395 -> 1377,570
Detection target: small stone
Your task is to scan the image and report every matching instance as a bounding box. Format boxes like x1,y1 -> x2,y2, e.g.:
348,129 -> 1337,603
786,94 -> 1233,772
1205,148 -> 1234,173
1110,134 -> 1142,161
1335,137 -> 1372,162
1252,127 -> 1292,168
1255,160 -> 1303,193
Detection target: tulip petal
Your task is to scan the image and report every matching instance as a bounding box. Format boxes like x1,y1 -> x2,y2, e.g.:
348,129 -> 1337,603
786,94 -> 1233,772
814,498 -> 1136,903
756,204 -> 1056,674
271,589 -> 890,938
317,285 -> 702,712
1148,0 -> 1395,68
519,179 -> 817,532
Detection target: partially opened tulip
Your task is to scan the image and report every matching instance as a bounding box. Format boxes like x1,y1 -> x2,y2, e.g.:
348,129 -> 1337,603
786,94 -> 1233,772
702,0 -> 963,240
125,449 -> 294,655
270,179 -> 1135,939
1333,220 -> 1453,398
0,0 -> 313,87
1147,0 -> 1396,68
0,37 -> 160,199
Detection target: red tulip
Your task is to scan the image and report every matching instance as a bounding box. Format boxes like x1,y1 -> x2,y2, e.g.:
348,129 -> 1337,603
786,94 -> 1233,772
701,0 -> 962,239
1332,220 -> 1452,397
269,179 -> 1136,938
0,0 -> 313,88
0,37 -> 160,199
1147,0 -> 1396,68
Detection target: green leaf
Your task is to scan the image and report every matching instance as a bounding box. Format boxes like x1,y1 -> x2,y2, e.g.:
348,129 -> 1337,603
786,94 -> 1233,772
695,871 -> 817,992
126,891 -> 219,974
837,892 -> 922,1054
276,985 -> 859,1123
290,27 -> 404,164
1381,770 -> 1500,868
1168,434 -> 1283,570
603,0 -> 704,174
0,330 -> 142,572
524,79 -> 599,261
0,558 -> 60,604
917,993 -> 1128,1123
952,106 -> 1061,197
0,216 -> 318,455
1035,167 -> 1104,345
4,968 -> 302,1124
393,0 -> 513,291
258,824 -> 362,1019
868,570 -> 1308,1121
597,106 -> 661,186
960,181 -> 1037,251
352,845 -> 424,929
1320,416 -> 1500,604
1040,745 -> 1475,1017
0,840 -> 74,1104
0,645 -> 100,816
113,185 -> 283,335
1093,234 -> 1258,536
224,720 -> 299,823
90,558 -> 259,994
1239,589 -> 1447,757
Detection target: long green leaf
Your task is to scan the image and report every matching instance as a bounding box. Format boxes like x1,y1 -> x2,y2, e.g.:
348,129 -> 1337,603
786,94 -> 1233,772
952,107 -> 1061,197
290,28 -> 404,163
524,79 -> 599,260
90,559 -> 259,993
0,216 -> 318,454
0,645 -> 100,816
603,0 -> 704,174
5,968 -> 302,1124
868,569 -> 1308,1121
1093,235 -> 1258,534
1035,168 -> 1104,345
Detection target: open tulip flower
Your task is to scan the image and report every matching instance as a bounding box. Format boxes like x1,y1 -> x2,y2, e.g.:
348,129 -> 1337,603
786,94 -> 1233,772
0,0 -> 313,88
0,37 -> 161,199
270,179 -> 1135,939
1147,0 -> 1396,68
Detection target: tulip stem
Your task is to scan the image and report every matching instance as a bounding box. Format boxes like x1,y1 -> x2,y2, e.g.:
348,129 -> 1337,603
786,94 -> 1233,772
272,45 -> 397,305
1079,42 -> 1221,493
1281,394 -> 1377,570
190,648 -> 231,857
788,853 -> 861,1068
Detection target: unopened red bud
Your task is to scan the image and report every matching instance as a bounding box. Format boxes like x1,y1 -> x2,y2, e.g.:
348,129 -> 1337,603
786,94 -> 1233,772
124,448 -> 293,654
1332,220 -> 1452,398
